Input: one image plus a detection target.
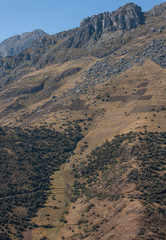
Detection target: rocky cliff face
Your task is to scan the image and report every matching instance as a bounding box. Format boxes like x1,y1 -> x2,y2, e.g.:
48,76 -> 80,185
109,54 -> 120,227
0,29 -> 48,57
62,3 -> 145,48
0,2 -> 165,89
0,3 -> 166,240
80,3 -> 144,33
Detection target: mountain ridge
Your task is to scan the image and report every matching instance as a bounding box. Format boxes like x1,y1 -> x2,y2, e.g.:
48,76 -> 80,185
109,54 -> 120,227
0,2 -> 166,240
0,29 -> 48,58
1,2 -> 166,59
0,2 -> 165,90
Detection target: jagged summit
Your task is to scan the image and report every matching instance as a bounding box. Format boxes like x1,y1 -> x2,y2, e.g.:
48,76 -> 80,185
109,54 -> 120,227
0,3 -> 144,58
0,29 -> 48,57
0,2 -> 166,240
62,2 -> 144,48
80,3 -> 144,30
0,2 -> 165,89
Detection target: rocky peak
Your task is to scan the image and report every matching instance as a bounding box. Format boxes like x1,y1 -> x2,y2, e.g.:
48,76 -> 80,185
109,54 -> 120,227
0,29 -> 48,57
80,3 -> 144,33
64,3 -> 145,48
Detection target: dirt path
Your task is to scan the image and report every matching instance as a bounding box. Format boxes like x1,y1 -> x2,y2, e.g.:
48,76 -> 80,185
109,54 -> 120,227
31,168 -> 71,240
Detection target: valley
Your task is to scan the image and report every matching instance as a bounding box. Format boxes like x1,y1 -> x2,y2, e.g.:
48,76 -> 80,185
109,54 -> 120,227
0,2 -> 166,240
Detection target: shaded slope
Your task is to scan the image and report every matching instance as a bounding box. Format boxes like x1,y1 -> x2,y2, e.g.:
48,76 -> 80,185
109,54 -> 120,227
0,2 -> 165,240
0,124 -> 82,239
0,30 -> 48,58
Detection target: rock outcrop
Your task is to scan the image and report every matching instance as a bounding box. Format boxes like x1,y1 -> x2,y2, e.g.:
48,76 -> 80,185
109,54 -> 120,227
0,29 -> 48,57
0,2 -> 165,89
143,39 -> 166,68
80,3 -> 144,31
62,3 -> 145,48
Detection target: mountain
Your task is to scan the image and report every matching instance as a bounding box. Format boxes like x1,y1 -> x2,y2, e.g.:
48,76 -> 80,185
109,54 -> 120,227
0,2 -> 165,89
0,29 -> 48,58
0,2 -> 166,240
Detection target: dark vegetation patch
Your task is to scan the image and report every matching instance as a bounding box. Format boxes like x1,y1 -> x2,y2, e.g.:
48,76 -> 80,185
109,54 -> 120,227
42,98 -> 87,114
128,132 -> 166,239
138,95 -> 152,100
151,105 -> 166,112
131,105 -> 155,113
54,67 -> 82,82
135,89 -> 147,95
20,81 -> 45,95
0,102 -> 25,119
70,99 -> 86,111
6,102 -> 25,111
49,67 -> 82,91
72,131 -> 166,239
96,94 -> 129,102
108,96 -> 128,102
0,123 -> 83,239
138,82 -> 148,88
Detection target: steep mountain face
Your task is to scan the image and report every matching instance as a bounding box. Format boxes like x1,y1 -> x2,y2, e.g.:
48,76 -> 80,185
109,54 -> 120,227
32,3 -> 145,50
0,2 -> 166,240
0,2 -> 166,90
0,29 -> 48,58
66,3 -> 145,48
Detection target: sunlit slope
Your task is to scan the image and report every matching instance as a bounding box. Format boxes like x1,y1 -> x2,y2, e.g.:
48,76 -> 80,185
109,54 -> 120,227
0,3 -> 165,239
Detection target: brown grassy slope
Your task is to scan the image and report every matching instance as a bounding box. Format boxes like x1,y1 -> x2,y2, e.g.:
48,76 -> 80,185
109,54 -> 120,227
25,58 -> 166,240
0,43 -> 165,240
0,9 -> 165,239
60,132 -> 166,240
0,57 -> 97,128
0,11 -> 165,128
62,59 -> 166,162
55,59 -> 165,240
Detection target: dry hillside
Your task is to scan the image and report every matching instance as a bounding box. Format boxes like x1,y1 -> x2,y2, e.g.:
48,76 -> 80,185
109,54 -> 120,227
0,2 -> 166,240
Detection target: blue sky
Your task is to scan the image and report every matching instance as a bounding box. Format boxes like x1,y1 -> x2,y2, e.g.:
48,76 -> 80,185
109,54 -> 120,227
0,0 -> 165,42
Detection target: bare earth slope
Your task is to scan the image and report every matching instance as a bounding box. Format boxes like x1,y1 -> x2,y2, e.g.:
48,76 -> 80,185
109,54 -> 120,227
0,2 -> 166,240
